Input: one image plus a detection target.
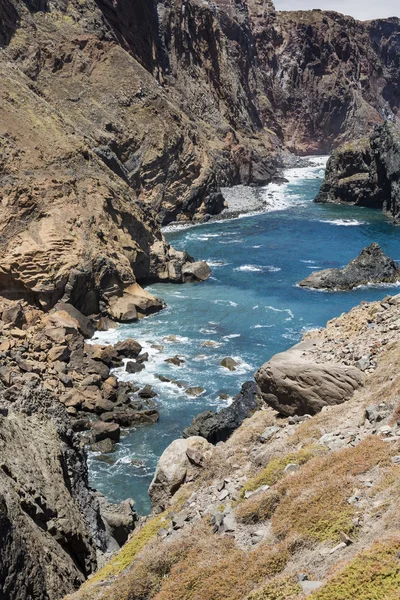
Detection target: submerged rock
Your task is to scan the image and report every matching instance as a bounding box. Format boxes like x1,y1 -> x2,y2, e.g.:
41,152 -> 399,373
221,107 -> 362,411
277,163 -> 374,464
183,381 -> 263,443
220,357 -> 238,371
185,387 -> 206,397
298,243 -> 400,291
255,341 -> 364,416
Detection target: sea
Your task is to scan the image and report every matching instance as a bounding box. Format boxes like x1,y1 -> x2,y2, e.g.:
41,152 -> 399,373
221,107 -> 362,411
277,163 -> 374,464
88,157 -> 400,514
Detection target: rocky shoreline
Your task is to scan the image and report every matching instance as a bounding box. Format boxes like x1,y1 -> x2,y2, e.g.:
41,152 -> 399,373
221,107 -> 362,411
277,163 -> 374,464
69,291 -> 400,600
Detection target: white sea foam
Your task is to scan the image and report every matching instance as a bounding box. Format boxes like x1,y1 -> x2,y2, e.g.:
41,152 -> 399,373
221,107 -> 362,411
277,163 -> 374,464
235,265 -> 262,272
300,259 -> 316,264
206,260 -> 228,267
252,324 -> 274,329
260,155 -> 328,213
266,305 -> 294,320
222,334 -> 241,340
320,219 -> 367,226
235,265 -> 281,273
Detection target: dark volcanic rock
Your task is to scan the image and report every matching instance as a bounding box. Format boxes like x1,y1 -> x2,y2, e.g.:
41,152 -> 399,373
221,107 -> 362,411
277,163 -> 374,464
298,243 -> 400,291
183,381 -> 262,444
316,122 -> 400,221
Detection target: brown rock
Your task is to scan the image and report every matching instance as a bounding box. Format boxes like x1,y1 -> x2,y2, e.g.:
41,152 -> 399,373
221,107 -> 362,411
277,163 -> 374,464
164,356 -> 185,366
125,361 -> 145,374
92,420 -> 121,443
48,345 -> 70,363
113,339 -> 142,359
255,341 -> 364,416
182,261 -> 211,283
2,302 -> 26,329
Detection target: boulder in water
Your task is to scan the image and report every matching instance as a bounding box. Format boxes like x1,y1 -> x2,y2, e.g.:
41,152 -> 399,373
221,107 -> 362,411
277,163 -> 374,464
183,381 -> 263,443
182,261 -> 211,283
298,243 -> 400,291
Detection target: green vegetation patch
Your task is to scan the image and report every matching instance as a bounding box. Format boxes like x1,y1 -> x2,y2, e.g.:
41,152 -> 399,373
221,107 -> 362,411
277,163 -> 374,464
241,445 -> 320,497
83,513 -> 169,587
309,538 -> 400,600
245,576 -> 302,600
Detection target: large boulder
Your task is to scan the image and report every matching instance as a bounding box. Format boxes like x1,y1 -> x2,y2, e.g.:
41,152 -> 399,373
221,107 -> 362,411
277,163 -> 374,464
255,341 -> 364,416
149,437 -> 213,512
298,243 -> 400,291
182,261 -> 211,283
183,381 -> 263,443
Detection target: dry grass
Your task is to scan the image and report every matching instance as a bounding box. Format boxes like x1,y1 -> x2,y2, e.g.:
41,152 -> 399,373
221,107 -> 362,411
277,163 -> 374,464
309,538 -> 400,599
272,436 -> 392,543
151,524 -> 291,600
236,490 -> 281,525
241,445 -> 323,497
245,576 -> 302,600
82,512 -> 169,588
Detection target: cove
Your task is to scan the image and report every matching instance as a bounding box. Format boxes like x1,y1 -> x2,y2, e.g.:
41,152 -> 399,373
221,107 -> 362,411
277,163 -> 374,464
88,158 -> 400,515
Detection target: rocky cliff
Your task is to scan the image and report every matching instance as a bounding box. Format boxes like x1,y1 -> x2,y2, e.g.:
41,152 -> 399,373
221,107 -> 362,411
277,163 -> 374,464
316,121 -> 400,221
1,1 -> 400,316
67,294 -> 400,600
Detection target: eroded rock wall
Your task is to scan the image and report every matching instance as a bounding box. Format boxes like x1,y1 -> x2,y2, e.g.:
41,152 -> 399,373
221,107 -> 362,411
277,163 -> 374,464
316,121 -> 400,221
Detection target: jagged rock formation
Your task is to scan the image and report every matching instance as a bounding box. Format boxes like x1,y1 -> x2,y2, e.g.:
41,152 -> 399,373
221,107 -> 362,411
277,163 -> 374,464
0,300 -> 150,598
0,382 -> 136,600
316,122 -> 400,221
183,380 -> 263,443
298,243 -> 400,291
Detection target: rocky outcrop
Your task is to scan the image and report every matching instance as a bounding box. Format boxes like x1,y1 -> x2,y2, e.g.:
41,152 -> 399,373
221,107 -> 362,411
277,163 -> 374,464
255,340 -> 364,416
0,300 -> 146,597
298,243 -> 400,291
148,436 -> 213,513
0,381 -> 137,599
183,381 -> 263,443
316,122 -> 400,221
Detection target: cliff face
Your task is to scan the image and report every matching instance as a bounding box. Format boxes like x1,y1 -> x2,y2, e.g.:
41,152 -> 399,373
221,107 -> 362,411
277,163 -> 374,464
316,121 -> 400,222
0,385 -> 104,599
263,12 -> 400,153
1,1 -> 400,314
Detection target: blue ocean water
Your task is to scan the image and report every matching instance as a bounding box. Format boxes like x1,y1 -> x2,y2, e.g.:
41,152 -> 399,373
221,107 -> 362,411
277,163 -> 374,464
89,158 -> 400,514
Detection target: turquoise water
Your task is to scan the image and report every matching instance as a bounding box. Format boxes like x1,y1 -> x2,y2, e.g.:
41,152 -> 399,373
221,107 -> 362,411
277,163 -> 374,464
89,158 -> 400,514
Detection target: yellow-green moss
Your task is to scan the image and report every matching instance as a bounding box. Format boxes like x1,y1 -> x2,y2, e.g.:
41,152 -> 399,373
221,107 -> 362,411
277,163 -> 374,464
245,576 -> 302,600
83,513 -> 169,587
309,539 -> 400,600
241,446 -> 320,497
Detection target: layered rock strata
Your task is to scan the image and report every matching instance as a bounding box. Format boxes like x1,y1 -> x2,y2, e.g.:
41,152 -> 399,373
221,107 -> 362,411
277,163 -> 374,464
1,1 -> 400,320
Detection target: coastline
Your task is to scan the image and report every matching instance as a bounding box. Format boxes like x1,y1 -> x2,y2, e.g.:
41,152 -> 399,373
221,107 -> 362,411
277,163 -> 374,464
162,155 -> 328,233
